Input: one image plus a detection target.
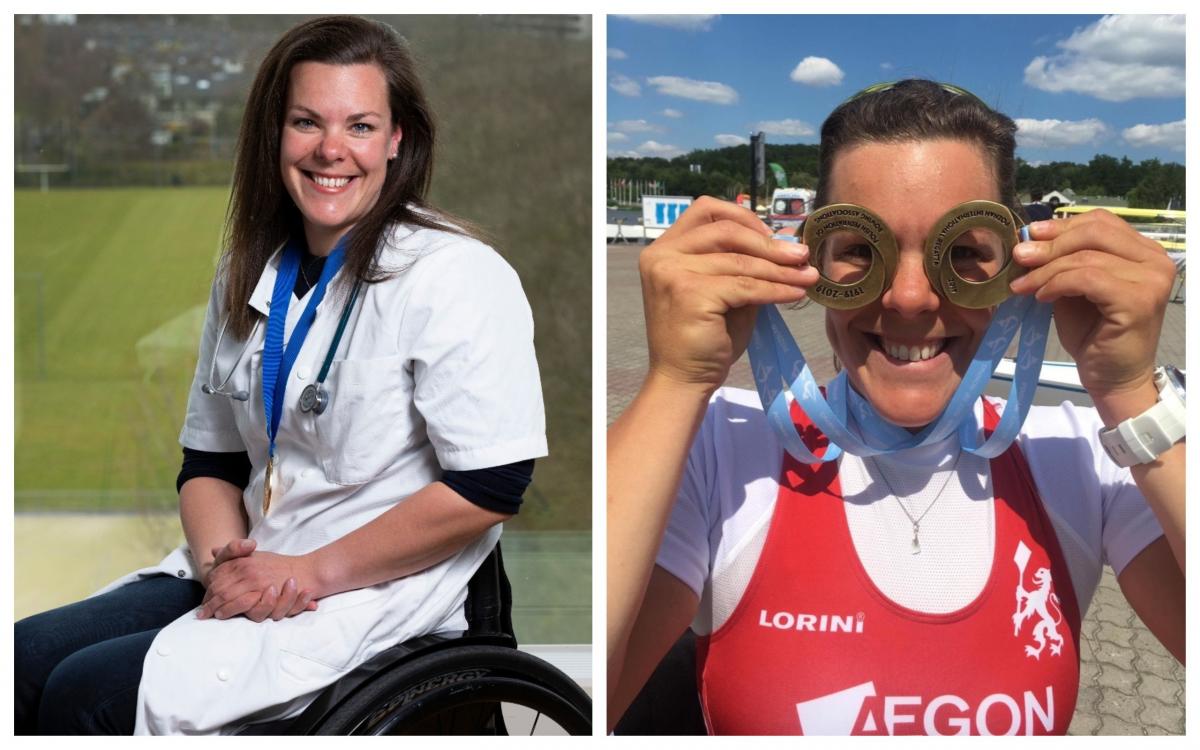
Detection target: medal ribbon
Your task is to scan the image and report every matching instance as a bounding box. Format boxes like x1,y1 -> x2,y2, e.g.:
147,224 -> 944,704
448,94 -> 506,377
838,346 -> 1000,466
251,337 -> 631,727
747,229 -> 1053,461
262,237 -> 348,460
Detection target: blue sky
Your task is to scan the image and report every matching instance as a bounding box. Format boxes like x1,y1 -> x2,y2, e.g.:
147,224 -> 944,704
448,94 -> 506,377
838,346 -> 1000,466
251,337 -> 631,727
607,14 -> 1185,165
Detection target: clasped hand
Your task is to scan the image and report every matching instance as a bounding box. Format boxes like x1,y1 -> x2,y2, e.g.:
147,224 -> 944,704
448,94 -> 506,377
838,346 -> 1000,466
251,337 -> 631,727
197,539 -> 321,622
1008,209 -> 1177,397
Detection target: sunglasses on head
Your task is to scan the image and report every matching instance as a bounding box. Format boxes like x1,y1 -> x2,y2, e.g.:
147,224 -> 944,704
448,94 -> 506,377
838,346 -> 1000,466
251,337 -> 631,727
840,80 -> 984,108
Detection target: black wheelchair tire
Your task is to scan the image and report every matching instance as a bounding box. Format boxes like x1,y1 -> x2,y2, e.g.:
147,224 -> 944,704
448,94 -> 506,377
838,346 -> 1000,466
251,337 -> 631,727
313,645 -> 592,735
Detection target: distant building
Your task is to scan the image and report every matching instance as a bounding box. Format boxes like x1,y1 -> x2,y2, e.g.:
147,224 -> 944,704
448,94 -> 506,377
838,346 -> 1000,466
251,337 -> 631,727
483,15 -> 591,39
1043,189 -> 1076,207
18,14 -> 77,25
1040,189 -> 1130,212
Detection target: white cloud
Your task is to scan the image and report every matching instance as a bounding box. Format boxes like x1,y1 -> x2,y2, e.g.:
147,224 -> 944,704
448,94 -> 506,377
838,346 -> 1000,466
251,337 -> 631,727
612,15 -> 717,31
1015,118 -> 1109,148
755,119 -> 817,138
880,62 -> 894,71
715,134 -> 749,146
646,75 -> 738,105
1024,15 -> 1184,101
608,132 -> 629,142
1058,14 -> 1183,67
610,75 -> 641,97
608,48 -> 628,60
1122,120 -> 1185,151
789,56 -> 844,87
1025,58 -> 1184,102
611,119 -> 662,134
635,140 -> 686,158
662,108 -> 683,118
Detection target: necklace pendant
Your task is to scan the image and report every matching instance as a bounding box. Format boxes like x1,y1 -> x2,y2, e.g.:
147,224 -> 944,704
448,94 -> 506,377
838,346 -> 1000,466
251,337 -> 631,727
263,456 -> 274,516
911,523 -> 921,555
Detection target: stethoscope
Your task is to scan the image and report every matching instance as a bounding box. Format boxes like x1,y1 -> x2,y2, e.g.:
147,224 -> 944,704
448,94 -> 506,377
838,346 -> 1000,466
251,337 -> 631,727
202,278 -> 363,415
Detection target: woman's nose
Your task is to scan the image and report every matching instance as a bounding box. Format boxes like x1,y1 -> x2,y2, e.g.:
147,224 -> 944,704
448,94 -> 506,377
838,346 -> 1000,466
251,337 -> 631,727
316,130 -> 345,162
880,249 -> 940,317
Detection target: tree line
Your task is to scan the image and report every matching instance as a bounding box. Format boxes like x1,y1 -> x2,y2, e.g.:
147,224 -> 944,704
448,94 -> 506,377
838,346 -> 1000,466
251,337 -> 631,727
609,143 -> 1185,210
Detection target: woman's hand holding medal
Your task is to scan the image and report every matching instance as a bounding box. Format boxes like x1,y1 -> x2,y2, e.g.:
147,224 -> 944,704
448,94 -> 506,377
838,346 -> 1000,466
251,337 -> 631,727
638,197 -> 820,394
1009,209 -> 1177,400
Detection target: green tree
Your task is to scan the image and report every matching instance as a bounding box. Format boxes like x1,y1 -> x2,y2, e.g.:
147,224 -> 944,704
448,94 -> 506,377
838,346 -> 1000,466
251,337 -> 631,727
614,146 -> 1183,206
1127,160 -> 1186,209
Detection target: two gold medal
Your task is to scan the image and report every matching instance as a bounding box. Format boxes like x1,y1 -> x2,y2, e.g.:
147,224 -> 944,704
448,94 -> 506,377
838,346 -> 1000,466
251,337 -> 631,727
802,200 -> 1027,310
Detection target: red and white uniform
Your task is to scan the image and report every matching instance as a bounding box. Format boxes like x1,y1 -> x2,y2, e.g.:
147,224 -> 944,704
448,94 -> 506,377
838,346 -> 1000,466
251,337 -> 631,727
698,399 -> 1079,735
656,388 -> 1164,736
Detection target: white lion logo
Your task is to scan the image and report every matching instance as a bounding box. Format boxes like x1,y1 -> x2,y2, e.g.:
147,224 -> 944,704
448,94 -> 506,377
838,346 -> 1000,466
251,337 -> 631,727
1012,541 -> 1064,659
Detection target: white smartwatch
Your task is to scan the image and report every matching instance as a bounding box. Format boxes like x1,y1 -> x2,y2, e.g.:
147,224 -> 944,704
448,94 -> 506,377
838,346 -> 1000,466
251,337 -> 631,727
1099,366 -> 1186,467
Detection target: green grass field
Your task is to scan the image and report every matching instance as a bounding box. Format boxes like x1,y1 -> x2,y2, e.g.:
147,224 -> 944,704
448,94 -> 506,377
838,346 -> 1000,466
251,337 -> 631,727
16,187 -> 229,501
15,187 -> 591,533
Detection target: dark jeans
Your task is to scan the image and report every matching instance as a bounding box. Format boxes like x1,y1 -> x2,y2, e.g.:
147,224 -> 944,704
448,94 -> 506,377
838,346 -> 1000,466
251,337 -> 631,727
14,575 -> 204,735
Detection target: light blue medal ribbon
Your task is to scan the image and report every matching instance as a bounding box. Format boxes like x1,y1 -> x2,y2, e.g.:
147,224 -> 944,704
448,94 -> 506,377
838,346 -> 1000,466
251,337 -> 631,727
748,228 -> 1053,461
262,237 -> 349,468
751,304 -> 844,462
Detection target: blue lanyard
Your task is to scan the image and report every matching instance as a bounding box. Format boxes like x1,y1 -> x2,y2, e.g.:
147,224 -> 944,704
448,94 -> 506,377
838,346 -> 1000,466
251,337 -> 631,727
261,237 -> 348,459
748,228 -> 1053,462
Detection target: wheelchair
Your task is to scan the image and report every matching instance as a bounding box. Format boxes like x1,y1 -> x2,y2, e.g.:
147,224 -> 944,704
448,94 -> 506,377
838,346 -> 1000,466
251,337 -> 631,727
236,544 -> 592,735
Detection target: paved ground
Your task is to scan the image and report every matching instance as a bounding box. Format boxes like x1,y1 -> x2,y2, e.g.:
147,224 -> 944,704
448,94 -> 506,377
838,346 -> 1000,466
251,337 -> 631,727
606,241 -> 1185,735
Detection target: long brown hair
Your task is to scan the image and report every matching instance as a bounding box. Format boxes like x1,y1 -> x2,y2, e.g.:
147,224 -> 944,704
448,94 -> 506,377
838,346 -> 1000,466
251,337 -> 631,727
814,79 -> 1021,216
221,15 -> 471,337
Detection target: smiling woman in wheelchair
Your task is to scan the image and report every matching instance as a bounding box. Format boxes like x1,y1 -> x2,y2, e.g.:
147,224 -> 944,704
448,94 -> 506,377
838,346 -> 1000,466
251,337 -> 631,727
15,15 -> 569,735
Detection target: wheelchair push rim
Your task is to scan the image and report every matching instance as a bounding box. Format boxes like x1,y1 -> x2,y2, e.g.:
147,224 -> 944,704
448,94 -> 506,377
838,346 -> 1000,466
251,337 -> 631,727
359,675 -> 589,735
315,644 -> 592,736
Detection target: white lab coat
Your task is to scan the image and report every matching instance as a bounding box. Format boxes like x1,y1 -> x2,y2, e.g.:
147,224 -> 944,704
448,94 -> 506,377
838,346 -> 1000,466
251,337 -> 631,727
93,222 -> 547,734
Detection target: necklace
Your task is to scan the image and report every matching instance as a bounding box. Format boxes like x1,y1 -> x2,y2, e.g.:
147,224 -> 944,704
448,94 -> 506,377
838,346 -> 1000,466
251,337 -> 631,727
866,451 -> 962,555
299,255 -> 325,289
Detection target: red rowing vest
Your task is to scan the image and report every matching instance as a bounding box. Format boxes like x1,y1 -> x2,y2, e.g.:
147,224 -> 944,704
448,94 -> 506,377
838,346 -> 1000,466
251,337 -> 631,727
696,398 -> 1081,735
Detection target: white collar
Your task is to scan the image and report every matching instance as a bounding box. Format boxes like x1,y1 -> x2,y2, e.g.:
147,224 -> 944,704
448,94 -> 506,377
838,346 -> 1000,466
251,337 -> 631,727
247,243 -> 284,317
245,241 -> 344,317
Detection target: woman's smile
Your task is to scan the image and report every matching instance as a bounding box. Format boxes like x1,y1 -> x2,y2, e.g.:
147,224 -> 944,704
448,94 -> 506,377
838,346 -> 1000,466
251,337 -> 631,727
303,171 -> 358,191
823,139 -> 999,428
280,62 -> 402,256
870,333 -> 952,363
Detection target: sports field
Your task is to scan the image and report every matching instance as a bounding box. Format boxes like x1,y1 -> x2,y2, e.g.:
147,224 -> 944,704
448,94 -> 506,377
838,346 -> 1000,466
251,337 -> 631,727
16,187 -> 229,505
14,186 -> 590,526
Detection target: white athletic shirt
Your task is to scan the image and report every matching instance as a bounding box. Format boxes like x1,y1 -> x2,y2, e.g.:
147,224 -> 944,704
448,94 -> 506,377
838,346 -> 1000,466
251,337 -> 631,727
657,387 -> 1164,635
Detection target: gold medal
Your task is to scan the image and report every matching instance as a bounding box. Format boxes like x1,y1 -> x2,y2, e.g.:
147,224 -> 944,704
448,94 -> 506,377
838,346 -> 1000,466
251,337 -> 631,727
800,199 -> 1024,310
263,455 -> 274,515
803,203 -> 898,310
925,200 -> 1025,309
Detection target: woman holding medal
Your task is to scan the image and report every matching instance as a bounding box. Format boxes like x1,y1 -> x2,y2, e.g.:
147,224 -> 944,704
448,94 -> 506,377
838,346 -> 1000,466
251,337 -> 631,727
608,79 -> 1183,735
16,16 -> 545,734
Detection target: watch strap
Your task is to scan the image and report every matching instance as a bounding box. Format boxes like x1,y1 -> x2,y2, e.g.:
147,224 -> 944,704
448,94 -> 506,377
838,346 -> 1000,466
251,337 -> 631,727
1099,373 -> 1186,467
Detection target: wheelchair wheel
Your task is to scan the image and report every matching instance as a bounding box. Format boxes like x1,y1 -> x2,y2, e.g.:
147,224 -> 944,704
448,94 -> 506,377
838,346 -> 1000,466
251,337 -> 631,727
313,645 -> 591,735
